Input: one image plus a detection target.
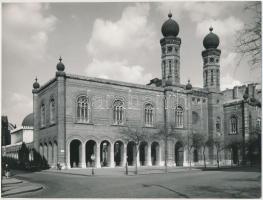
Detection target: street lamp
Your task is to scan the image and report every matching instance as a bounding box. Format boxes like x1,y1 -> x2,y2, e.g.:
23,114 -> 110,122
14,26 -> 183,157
91,154 -> 95,175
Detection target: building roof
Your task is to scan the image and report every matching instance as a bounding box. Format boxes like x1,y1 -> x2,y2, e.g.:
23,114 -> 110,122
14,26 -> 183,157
22,113 -> 34,127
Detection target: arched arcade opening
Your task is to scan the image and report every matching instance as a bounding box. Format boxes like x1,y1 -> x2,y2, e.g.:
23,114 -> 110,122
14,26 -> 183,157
86,140 -> 97,167
151,142 -> 160,166
175,141 -> 184,166
127,141 -> 136,166
100,140 -> 111,167
70,139 -> 82,168
114,141 -> 124,166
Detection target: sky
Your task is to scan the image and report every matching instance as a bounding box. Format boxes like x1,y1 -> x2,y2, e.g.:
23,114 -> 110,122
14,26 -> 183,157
2,1 -> 262,126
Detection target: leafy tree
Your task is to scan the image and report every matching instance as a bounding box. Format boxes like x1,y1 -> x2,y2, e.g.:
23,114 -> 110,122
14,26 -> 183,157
236,2 -> 261,68
120,127 -> 149,175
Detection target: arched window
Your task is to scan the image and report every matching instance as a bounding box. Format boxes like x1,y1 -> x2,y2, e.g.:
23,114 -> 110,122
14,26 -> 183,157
175,106 -> 184,128
216,117 -> 221,133
145,104 -> 154,127
169,60 -> 172,75
230,116 -> 238,134
77,96 -> 90,123
211,69 -> 214,85
40,104 -> 45,127
216,69 -> 219,86
205,70 -> 208,86
50,98 -> 55,124
113,100 -> 124,125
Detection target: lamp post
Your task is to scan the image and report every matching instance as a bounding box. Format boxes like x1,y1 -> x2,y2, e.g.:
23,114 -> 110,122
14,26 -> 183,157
91,154 -> 95,175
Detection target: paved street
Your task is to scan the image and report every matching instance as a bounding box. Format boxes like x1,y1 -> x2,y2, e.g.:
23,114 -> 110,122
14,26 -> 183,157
9,167 -> 261,198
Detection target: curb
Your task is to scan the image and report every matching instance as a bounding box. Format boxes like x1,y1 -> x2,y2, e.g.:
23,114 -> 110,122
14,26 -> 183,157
43,168 -> 201,177
2,185 -> 43,197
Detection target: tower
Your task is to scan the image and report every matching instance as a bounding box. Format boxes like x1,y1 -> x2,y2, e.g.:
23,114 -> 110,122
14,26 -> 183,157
202,27 -> 221,92
160,12 -> 181,86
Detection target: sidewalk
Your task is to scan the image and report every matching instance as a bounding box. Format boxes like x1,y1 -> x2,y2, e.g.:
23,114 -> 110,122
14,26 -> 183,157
1,176 -> 43,197
44,166 -> 201,177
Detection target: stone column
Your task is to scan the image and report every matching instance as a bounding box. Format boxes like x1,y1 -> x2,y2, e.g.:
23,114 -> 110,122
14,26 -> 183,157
96,144 -> 101,168
53,143 -> 58,167
81,143 -> 86,168
136,146 -> 140,167
48,144 -> 53,166
44,145 -> 48,161
121,144 -> 127,167
110,143 -> 115,167
147,144 -> 152,166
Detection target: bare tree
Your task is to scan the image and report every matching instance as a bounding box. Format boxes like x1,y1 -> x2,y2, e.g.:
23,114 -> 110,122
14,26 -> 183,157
120,127 -> 149,175
213,135 -> 225,168
236,2 -> 261,68
154,124 -> 177,173
192,132 -> 208,168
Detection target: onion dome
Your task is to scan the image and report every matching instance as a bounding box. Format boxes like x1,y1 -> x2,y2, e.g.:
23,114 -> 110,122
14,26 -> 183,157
56,56 -> 65,71
33,77 -> 40,89
203,27 -> 220,49
186,80 -> 192,90
161,12 -> 179,37
22,113 -> 34,127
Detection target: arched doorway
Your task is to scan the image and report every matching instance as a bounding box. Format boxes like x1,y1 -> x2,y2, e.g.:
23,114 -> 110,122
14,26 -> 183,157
193,149 -> 198,162
151,142 -> 160,166
139,141 -> 147,166
114,141 -> 124,166
175,141 -> 184,166
232,146 -> 239,165
127,141 -> 136,166
86,140 -> 96,167
70,139 -> 82,168
100,140 -> 111,167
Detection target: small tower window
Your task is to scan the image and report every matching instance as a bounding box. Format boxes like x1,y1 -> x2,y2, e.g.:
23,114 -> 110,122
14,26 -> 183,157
211,70 -> 214,85
204,58 -> 208,64
162,47 -> 165,54
210,57 -> 214,63
216,117 -> 221,133
217,69 -> 219,86
216,58 -> 219,63
205,70 -> 208,86
167,46 -> 173,53
169,60 -> 172,75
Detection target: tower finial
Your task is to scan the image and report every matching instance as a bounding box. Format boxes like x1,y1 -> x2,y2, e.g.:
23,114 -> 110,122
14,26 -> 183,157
35,77 -> 38,82
168,10 -> 172,18
59,56 -> 62,62
209,26 -> 213,32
